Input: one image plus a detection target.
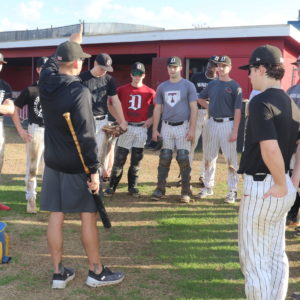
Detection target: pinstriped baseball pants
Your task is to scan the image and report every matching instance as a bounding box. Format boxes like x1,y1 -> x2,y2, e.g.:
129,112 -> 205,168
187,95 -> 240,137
161,121 -> 191,151
239,174 -> 296,300
203,118 -> 238,191
190,109 -> 207,176
0,117 -> 4,174
117,125 -> 147,150
25,124 -> 44,201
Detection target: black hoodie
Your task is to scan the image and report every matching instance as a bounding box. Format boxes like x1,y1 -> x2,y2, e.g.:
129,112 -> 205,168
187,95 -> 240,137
39,57 -> 99,174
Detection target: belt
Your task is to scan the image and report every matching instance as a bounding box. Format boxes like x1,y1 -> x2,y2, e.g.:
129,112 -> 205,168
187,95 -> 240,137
247,173 -> 268,181
212,117 -> 234,122
128,122 -> 145,127
94,115 -> 106,121
29,122 -> 44,128
164,121 -> 184,126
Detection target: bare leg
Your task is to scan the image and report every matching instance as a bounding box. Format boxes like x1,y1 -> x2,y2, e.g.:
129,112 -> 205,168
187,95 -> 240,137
47,212 -> 64,273
80,212 -> 102,274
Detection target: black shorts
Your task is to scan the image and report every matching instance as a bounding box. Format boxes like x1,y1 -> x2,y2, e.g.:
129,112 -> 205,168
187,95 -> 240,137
41,166 -> 97,213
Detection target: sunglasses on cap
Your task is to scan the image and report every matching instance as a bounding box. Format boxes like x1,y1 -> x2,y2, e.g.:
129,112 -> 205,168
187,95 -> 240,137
131,70 -> 144,76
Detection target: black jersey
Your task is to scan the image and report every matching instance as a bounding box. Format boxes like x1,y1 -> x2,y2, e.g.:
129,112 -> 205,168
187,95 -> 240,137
15,82 -> 44,127
190,72 -> 214,109
0,79 -> 12,116
80,71 -> 117,117
238,88 -> 300,175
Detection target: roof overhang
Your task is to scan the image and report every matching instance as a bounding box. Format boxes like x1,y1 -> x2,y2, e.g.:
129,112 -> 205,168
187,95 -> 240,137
0,24 -> 299,49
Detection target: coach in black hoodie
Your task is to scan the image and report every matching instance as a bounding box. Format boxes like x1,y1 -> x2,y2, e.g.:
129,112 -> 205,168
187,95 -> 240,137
39,27 -> 124,289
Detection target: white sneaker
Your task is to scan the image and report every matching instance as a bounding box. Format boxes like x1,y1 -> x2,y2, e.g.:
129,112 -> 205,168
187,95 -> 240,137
196,188 -> 213,199
224,191 -> 237,204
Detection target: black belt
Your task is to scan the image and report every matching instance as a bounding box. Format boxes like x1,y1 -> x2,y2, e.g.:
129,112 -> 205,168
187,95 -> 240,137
128,122 -> 144,127
29,122 -> 44,128
164,121 -> 184,126
212,117 -> 234,122
247,173 -> 268,181
94,115 -> 106,121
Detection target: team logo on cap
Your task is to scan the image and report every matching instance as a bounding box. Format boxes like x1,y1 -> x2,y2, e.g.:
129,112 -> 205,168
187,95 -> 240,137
170,57 -> 176,63
137,63 -> 142,70
106,59 -> 112,66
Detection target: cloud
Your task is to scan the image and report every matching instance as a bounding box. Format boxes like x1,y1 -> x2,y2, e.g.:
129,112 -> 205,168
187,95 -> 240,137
83,0 -> 115,20
18,0 -> 44,21
0,17 -> 28,31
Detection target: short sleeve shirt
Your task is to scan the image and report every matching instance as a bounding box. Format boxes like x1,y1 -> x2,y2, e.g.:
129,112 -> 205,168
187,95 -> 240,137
117,83 -> 155,122
0,79 -> 12,117
14,82 -> 44,126
199,79 -> 242,118
80,71 -> 117,116
154,79 -> 197,122
287,81 -> 300,107
238,88 -> 300,175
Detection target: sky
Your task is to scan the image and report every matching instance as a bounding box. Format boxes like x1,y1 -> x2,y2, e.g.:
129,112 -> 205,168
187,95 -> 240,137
0,0 -> 299,32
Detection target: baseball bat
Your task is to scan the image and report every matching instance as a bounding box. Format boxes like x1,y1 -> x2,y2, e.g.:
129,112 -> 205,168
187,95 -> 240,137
63,112 -> 111,228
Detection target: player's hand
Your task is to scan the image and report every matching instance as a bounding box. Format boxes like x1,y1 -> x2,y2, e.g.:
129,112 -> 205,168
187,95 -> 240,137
70,23 -> 83,44
19,129 -> 32,143
143,118 -> 153,128
229,131 -> 238,142
186,128 -> 195,142
87,173 -> 100,194
291,173 -> 300,189
119,121 -> 128,132
152,129 -> 160,142
263,183 -> 288,199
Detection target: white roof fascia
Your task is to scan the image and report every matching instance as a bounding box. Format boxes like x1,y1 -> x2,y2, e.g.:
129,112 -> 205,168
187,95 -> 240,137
0,24 -> 299,49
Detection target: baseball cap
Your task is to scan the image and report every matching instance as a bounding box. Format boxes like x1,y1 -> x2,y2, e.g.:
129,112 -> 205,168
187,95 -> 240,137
56,41 -> 91,62
239,45 -> 284,70
131,62 -> 145,74
0,53 -> 7,64
292,55 -> 300,65
36,56 -> 48,68
95,53 -> 113,72
167,56 -> 182,67
214,56 -> 231,65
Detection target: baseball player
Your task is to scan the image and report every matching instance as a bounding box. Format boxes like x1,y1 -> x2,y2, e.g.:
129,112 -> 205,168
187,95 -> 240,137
197,55 -> 242,203
152,56 -> 198,203
11,57 -> 48,213
189,56 -> 217,185
286,55 -> 300,227
80,54 -> 127,181
238,45 -> 300,300
105,62 -> 155,196
0,53 -> 14,211
38,26 -> 124,288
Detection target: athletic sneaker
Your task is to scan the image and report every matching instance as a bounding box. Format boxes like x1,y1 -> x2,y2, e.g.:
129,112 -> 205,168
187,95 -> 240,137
0,203 -> 11,211
180,194 -> 191,203
151,188 -> 165,200
128,187 -> 140,197
104,187 -> 115,197
224,191 -> 237,204
52,266 -> 75,289
86,265 -> 124,287
292,292 -> 300,300
195,187 -> 213,199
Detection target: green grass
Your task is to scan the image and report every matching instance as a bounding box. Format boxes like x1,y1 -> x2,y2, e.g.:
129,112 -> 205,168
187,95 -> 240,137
0,142 -> 299,299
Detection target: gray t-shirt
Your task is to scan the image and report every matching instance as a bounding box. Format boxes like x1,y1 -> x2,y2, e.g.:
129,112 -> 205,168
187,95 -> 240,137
287,82 -> 300,107
155,79 -> 197,122
199,79 -> 242,118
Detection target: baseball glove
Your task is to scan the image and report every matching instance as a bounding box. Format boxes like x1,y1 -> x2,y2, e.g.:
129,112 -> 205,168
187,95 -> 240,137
102,123 -> 127,137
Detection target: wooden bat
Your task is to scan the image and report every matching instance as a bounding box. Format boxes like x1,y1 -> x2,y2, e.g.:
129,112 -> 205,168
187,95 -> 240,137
63,112 -> 111,228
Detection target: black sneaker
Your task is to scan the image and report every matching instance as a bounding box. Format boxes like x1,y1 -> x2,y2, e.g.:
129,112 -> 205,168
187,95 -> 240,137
86,265 -> 124,287
128,187 -> 140,197
104,187 -> 115,197
52,266 -> 75,289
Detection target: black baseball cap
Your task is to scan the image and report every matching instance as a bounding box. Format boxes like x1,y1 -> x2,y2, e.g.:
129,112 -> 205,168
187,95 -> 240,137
95,53 -> 113,72
0,53 -> 7,64
214,56 -> 231,65
36,56 -> 48,68
292,55 -> 300,65
131,62 -> 145,74
167,56 -> 182,67
239,45 -> 284,70
56,41 -> 91,62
